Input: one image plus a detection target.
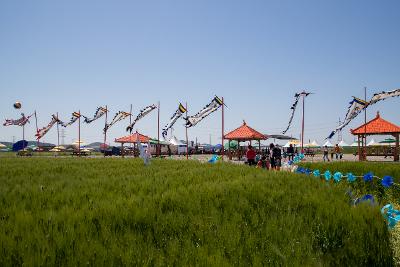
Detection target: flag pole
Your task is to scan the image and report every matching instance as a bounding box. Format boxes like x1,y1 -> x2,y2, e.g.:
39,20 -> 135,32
364,87 -> 367,161
185,102 -> 189,160
301,91 -> 305,154
130,104 -> 133,151
221,97 -> 225,161
57,112 -> 60,148
35,111 -> 39,152
103,106 -> 108,157
157,101 -> 160,157
22,121 -> 25,151
78,110 -> 81,157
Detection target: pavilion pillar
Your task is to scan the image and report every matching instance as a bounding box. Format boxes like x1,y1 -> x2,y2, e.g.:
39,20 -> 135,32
394,133 -> 399,162
121,143 -> 124,158
228,140 -> 232,160
357,135 -> 362,161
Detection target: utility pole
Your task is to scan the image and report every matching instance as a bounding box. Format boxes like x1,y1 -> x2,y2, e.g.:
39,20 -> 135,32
60,128 -> 66,145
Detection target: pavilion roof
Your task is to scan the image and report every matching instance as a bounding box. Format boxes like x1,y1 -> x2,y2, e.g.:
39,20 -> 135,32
224,121 -> 267,141
351,112 -> 400,135
115,132 -> 150,143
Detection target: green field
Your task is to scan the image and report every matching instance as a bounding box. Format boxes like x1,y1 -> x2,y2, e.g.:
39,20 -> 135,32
0,158 -> 394,266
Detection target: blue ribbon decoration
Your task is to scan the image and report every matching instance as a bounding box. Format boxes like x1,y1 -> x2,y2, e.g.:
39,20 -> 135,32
363,172 -> 374,182
355,194 -> 375,206
324,170 -> 331,181
381,176 -> 394,188
313,170 -> 320,177
347,173 -> 356,183
333,172 -> 343,182
381,204 -> 400,229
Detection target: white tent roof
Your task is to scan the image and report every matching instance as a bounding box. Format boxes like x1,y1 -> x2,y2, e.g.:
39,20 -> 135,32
367,138 -> 380,146
338,140 -> 349,147
169,136 -> 185,146
311,140 -> 320,147
0,143 -> 7,148
322,140 -> 333,147
283,141 -> 300,148
350,142 -> 359,147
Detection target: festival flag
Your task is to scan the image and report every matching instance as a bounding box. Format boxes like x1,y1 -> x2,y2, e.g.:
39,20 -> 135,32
162,103 -> 187,138
104,111 -> 131,133
126,104 -> 157,133
3,113 -> 34,126
35,115 -> 60,140
282,92 -> 310,134
326,89 -> 400,139
61,112 -> 81,127
185,96 -> 223,128
83,106 -> 107,123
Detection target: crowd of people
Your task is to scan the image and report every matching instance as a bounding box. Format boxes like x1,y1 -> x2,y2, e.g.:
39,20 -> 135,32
245,143 -> 284,171
245,143 -> 344,170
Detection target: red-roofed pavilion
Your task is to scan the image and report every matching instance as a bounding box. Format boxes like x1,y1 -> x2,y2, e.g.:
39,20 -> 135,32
115,132 -> 150,157
224,121 -> 268,159
351,112 -> 399,161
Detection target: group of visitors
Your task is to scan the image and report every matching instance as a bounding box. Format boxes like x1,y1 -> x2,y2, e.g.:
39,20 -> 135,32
245,143 -> 283,171
323,144 -> 343,162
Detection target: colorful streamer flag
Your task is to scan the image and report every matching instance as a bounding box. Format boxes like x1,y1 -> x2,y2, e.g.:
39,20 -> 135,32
61,112 -> 81,127
104,111 -> 130,133
35,115 -> 60,140
282,92 -> 310,134
3,113 -> 34,126
126,105 -> 157,133
162,103 -> 187,138
185,96 -> 223,128
327,88 -> 400,139
83,107 -> 107,123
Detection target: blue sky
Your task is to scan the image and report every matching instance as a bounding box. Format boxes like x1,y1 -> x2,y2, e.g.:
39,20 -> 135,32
1,0 -> 399,145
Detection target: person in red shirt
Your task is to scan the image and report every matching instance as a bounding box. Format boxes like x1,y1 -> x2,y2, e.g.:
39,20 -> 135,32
246,145 -> 256,166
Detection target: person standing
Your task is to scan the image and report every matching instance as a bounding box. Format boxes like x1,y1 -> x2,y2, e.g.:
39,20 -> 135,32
323,145 -> 330,162
246,145 -> 256,166
334,144 -> 342,160
287,144 -> 294,161
272,144 -> 282,171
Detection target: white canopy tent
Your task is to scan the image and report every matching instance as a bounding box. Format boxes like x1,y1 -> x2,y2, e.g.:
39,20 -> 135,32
350,142 -> 359,147
367,138 -> 380,146
337,140 -> 349,147
322,140 -> 333,147
169,136 -> 185,146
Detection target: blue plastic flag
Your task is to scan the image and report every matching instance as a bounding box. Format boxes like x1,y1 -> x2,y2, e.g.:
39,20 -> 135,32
313,170 -> 320,177
381,176 -> 394,188
333,172 -> 343,182
381,204 -> 400,229
355,194 -> 375,206
363,172 -> 374,182
347,173 -> 356,183
208,155 -> 219,163
324,170 -> 331,181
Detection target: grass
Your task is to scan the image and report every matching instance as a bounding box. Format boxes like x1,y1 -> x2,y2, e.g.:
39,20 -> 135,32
0,157 -> 394,266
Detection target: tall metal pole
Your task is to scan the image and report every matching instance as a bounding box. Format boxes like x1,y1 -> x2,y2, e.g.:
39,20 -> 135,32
78,110 -> 81,157
222,96 -> 224,161
185,102 -> 189,160
103,106 -> 108,157
35,111 -> 39,151
157,101 -> 160,157
130,104 -> 133,150
57,112 -> 60,148
364,87 -> 367,161
22,124 -> 25,151
301,91 -> 305,154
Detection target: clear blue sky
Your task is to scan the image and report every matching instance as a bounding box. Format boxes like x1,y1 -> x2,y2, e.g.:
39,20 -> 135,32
1,0 -> 399,145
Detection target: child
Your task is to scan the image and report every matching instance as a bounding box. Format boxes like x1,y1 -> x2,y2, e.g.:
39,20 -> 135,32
257,155 -> 269,169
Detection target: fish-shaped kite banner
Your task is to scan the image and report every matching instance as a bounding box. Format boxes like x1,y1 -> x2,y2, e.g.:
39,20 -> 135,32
185,96 -> 223,128
83,107 -> 107,124
35,115 -> 60,140
327,89 -> 400,139
3,113 -> 34,126
126,105 -> 157,133
162,103 -> 187,138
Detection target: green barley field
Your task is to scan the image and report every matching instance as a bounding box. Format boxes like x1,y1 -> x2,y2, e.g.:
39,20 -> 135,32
0,157 -> 394,266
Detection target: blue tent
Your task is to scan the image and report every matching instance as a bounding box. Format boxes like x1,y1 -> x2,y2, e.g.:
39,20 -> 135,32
13,140 -> 28,151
